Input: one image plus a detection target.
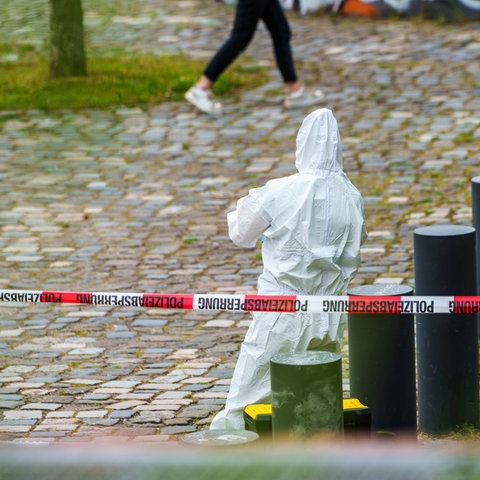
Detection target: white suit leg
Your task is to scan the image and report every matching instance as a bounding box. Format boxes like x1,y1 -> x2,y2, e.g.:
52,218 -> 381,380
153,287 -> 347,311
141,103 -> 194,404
210,313 -> 277,430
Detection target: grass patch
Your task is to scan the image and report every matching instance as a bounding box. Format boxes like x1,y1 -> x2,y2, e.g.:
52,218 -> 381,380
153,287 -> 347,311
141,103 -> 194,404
454,131 -> 475,144
182,237 -> 198,245
0,53 -> 268,110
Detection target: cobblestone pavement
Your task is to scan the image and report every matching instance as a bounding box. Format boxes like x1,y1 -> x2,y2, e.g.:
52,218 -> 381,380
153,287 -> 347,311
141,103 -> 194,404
0,0 -> 479,445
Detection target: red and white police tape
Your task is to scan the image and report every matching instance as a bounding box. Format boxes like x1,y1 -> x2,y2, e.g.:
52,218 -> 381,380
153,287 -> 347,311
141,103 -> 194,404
1,289 -> 480,314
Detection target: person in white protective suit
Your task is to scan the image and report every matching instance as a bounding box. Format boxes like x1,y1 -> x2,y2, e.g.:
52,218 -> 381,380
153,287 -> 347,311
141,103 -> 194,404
210,108 -> 367,431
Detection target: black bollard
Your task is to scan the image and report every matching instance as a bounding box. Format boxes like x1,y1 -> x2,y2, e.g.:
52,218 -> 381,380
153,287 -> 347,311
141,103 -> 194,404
471,177 -> 480,334
348,284 -> 417,437
270,351 -> 343,440
414,225 -> 479,435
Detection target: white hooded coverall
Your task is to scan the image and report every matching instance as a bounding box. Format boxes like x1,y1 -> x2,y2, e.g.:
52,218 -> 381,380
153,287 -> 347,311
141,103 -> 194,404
210,108 -> 367,430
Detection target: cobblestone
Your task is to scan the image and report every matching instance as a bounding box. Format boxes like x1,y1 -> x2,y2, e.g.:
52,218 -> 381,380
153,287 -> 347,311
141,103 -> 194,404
0,0 -> 479,445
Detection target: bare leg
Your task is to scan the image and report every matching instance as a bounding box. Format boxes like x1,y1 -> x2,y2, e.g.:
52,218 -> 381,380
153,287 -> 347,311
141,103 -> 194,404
195,75 -> 214,91
285,80 -> 302,93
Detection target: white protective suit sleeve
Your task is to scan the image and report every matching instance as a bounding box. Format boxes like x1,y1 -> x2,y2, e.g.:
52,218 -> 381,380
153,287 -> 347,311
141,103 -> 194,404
227,195 -> 271,248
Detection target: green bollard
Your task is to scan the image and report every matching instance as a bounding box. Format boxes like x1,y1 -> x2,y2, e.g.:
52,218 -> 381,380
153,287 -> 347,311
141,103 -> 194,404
270,351 -> 343,439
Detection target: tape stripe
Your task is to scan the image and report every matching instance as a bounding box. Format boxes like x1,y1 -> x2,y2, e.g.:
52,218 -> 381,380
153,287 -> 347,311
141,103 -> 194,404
1,289 -> 480,314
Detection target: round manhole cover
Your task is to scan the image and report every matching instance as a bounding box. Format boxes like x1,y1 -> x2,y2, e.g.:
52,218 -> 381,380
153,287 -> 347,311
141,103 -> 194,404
182,429 -> 259,446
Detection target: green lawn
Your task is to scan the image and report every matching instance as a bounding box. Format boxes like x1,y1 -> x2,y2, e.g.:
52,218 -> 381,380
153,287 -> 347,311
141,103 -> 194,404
0,52 -> 268,110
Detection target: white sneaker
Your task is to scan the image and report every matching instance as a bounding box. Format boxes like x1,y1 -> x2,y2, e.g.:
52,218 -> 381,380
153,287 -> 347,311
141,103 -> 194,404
185,86 -> 222,115
284,87 -> 325,109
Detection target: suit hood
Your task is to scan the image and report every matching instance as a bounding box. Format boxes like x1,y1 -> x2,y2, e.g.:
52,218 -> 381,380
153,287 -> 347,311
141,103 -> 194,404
295,108 -> 343,174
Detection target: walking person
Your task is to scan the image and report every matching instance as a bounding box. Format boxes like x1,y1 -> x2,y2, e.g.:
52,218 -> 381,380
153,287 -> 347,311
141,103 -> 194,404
210,108 -> 367,430
185,0 -> 325,115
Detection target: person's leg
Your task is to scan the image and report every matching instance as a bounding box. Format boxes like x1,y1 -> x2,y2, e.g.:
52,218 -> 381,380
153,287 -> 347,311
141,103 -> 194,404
209,335 -> 273,430
186,0 -> 267,114
262,0 -> 325,106
261,0 -> 299,89
203,0 -> 267,84
210,311 -> 277,430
